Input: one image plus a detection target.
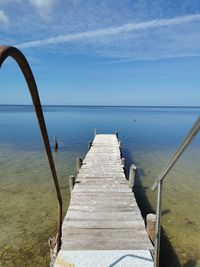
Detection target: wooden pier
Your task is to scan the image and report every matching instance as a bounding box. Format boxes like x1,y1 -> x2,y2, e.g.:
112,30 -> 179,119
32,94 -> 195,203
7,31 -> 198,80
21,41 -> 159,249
55,134 -> 154,267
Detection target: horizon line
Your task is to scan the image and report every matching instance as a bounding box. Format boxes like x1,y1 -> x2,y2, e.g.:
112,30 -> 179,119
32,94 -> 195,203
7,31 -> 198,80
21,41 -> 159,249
0,104 -> 200,108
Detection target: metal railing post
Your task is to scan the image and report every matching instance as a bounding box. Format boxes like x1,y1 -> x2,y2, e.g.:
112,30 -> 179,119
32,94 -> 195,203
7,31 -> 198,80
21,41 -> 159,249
154,180 -> 163,267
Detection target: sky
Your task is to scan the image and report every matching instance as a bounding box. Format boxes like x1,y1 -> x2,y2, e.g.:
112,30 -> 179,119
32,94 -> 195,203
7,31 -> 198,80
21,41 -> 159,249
0,0 -> 200,106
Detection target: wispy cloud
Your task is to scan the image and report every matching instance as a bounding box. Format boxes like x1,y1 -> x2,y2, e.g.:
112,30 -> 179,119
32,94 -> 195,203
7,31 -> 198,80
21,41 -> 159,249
29,0 -> 56,16
17,14 -> 200,49
1,1 -> 200,61
29,0 -> 55,9
0,9 -> 9,25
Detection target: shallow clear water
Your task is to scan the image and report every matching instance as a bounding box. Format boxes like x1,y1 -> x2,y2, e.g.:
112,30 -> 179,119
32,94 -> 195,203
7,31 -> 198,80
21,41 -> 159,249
0,105 -> 200,267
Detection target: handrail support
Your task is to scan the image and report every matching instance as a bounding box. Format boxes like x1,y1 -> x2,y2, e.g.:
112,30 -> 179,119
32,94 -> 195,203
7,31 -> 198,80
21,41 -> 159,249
154,180 -> 163,267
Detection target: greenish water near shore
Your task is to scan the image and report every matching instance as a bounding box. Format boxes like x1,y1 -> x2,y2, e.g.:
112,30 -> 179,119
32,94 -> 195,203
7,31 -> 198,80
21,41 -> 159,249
0,105 -> 200,266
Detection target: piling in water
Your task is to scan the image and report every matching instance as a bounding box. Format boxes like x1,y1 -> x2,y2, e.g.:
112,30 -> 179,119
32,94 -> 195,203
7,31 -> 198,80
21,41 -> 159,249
146,213 -> 156,244
53,136 -> 58,152
129,164 -> 137,189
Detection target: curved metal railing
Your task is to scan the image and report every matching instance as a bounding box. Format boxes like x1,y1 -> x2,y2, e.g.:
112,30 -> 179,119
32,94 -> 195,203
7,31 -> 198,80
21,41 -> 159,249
0,45 -> 62,255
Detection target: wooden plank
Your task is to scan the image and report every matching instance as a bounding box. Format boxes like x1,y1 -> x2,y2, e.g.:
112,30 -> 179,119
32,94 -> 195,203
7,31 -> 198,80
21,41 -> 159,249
69,198 -> 138,207
70,193 -> 138,204
75,178 -> 128,184
67,205 -> 140,213
70,193 -> 136,199
62,228 -> 150,240
74,181 -> 129,186
65,210 -> 144,222
61,240 -> 152,250
62,220 -> 145,229
69,199 -> 138,207
73,187 -> 131,193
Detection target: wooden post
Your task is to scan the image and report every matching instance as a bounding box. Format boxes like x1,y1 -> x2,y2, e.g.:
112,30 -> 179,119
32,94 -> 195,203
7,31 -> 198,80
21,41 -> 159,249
94,128 -> 97,137
53,136 -> 58,151
146,213 -> 156,244
76,157 -> 82,173
129,164 -> 137,189
88,141 -> 92,150
115,131 -> 119,139
69,175 -> 76,193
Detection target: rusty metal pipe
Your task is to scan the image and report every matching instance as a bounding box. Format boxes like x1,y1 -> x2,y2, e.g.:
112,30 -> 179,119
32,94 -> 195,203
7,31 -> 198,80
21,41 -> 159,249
0,45 -> 62,253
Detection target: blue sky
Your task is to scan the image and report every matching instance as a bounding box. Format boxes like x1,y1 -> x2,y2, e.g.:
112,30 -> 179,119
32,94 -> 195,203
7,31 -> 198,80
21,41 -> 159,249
0,0 -> 200,105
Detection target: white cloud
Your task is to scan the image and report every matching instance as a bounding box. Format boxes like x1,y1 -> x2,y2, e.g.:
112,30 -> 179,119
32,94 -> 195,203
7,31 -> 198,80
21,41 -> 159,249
0,0 -> 21,4
0,9 -> 9,25
17,14 -> 200,49
29,0 -> 56,13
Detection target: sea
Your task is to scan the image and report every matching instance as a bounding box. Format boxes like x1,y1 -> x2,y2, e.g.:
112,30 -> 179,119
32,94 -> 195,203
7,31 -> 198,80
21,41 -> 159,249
0,105 -> 199,267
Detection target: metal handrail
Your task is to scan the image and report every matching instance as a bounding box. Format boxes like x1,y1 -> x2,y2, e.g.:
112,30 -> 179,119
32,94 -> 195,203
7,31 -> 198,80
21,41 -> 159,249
0,46 -> 63,255
151,116 -> 200,267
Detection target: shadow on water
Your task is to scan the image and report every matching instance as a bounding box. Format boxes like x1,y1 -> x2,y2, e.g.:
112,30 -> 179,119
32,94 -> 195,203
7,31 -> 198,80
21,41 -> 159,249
183,260 -> 199,267
123,147 -> 181,267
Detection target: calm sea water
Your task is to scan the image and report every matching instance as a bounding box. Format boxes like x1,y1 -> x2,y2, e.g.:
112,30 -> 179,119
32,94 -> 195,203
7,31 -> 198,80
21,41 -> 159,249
0,105 -> 200,267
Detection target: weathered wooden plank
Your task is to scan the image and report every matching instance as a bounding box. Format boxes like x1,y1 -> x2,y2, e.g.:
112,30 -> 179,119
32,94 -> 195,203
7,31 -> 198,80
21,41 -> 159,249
61,240 -> 152,250
74,180 -> 128,186
62,219 -> 144,229
77,174 -> 125,179
67,205 -> 140,213
65,210 -> 144,222
70,194 -> 139,205
81,169 -> 123,173
73,187 -> 131,193
62,228 -> 150,240
69,199 -> 138,207
78,173 -> 125,176
75,178 -> 128,184
70,192 -> 136,199
69,198 -> 138,208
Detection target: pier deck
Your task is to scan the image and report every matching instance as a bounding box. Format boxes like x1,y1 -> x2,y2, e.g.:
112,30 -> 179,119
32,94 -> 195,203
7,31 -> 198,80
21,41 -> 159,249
55,134 -> 153,267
